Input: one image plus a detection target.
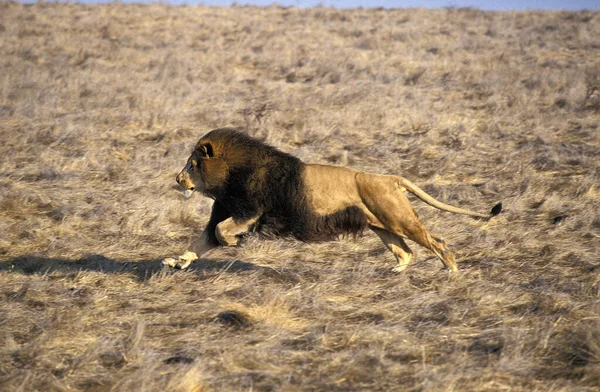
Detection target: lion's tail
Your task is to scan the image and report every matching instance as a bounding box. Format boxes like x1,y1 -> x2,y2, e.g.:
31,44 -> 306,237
397,177 -> 502,219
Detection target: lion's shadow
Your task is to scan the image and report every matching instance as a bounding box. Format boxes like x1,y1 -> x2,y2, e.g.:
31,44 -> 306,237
0,254 -> 265,281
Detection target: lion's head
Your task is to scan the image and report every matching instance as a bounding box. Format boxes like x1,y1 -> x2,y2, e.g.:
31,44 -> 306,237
176,139 -> 228,199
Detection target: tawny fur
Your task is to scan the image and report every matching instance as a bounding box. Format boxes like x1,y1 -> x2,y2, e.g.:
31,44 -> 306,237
164,128 -> 501,272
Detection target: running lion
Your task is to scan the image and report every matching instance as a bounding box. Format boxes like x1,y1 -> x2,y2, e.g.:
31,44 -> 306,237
163,128 -> 501,272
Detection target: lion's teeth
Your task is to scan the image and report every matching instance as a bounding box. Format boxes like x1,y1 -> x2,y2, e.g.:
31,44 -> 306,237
183,190 -> 193,199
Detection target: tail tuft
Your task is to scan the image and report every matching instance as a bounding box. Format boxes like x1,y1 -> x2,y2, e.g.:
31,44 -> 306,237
490,202 -> 503,217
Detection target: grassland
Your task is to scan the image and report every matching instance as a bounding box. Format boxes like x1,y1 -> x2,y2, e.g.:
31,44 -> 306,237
0,2 -> 599,390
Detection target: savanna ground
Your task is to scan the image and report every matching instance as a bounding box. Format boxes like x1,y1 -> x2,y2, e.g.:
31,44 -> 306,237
1,2 -> 599,390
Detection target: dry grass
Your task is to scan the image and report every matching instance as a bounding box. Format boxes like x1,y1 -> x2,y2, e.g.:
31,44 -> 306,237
1,2 -> 599,390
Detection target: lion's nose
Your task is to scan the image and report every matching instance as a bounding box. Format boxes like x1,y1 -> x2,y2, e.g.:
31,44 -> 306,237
176,172 -> 183,184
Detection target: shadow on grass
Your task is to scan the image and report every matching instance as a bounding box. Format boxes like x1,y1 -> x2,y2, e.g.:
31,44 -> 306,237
0,254 -> 265,281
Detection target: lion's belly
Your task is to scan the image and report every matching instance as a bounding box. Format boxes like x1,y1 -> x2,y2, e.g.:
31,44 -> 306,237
255,164 -> 371,241
302,164 -> 363,215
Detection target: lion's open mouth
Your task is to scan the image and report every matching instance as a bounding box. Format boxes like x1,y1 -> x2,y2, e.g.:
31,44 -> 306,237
183,189 -> 194,199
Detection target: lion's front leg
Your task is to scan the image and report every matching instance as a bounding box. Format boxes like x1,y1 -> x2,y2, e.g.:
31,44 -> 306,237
163,200 -> 230,269
162,250 -> 200,270
162,230 -> 220,269
163,237 -> 214,269
215,216 -> 260,246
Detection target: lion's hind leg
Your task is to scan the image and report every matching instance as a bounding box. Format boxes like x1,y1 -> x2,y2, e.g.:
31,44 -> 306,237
370,227 -> 413,272
385,215 -> 458,272
409,229 -> 458,272
356,173 -> 458,272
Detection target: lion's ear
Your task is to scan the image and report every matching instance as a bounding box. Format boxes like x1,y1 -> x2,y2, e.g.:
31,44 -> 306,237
198,143 -> 214,158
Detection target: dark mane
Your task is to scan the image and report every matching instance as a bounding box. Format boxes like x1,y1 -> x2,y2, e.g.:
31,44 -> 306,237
197,128 -> 367,241
197,128 -> 282,158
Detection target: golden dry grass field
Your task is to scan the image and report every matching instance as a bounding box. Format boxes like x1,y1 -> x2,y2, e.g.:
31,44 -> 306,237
1,2 -> 600,390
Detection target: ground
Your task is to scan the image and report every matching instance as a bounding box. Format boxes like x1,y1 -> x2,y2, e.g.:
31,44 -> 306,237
0,2 -> 599,391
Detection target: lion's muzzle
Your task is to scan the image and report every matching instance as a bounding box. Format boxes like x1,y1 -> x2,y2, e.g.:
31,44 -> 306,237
176,170 -> 195,198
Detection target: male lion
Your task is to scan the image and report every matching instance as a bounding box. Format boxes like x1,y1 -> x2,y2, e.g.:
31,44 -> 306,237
163,128 -> 501,272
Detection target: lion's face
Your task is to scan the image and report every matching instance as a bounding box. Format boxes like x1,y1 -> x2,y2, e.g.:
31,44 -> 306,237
176,153 -> 202,199
176,142 -> 228,199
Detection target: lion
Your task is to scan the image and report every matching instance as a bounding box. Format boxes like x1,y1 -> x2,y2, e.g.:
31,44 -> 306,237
162,128 -> 501,272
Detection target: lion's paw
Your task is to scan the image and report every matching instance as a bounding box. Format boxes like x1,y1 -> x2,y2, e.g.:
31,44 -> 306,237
162,257 -> 193,269
162,251 -> 198,269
